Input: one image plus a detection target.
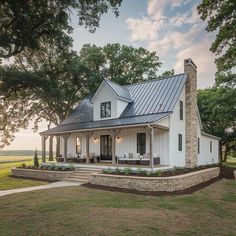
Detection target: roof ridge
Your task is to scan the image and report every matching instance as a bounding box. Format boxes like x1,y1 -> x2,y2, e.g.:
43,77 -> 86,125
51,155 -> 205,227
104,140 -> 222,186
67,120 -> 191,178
124,73 -> 187,88
104,79 -> 129,91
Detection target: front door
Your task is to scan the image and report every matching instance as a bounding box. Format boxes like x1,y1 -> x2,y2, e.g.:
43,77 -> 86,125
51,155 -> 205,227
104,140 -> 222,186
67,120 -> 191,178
100,135 -> 112,160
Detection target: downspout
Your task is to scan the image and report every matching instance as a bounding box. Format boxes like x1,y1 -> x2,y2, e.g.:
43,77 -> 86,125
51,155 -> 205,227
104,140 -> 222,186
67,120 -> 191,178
148,124 -> 154,172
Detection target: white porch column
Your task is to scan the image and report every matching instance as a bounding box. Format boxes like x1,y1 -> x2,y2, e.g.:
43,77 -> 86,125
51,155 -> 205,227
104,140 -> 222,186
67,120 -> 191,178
110,129 -> 120,166
41,135 -> 48,163
85,131 -> 93,164
148,125 -> 154,170
62,134 -> 70,163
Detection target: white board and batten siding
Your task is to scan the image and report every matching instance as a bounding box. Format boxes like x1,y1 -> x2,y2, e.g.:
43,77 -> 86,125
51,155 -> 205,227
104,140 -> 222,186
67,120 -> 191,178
197,114 -> 220,165
168,86 -> 186,167
92,82 -> 129,121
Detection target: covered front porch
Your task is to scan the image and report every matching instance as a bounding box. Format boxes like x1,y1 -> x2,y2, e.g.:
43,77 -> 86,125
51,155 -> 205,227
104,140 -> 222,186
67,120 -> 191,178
41,124 -> 170,169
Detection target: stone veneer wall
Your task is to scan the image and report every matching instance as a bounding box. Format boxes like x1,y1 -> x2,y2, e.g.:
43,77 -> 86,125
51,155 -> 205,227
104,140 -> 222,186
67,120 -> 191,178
12,167 -> 72,181
90,167 -> 220,192
184,58 -> 198,168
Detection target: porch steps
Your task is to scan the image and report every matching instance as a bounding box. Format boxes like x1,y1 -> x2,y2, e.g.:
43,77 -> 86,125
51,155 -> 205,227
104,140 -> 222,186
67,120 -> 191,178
66,168 -> 101,183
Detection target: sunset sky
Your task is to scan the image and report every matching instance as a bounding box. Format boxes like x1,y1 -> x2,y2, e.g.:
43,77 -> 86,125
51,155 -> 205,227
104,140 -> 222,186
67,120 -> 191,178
4,0 -> 216,150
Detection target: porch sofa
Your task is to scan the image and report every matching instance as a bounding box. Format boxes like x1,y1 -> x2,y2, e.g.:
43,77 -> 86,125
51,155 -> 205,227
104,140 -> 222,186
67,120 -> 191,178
117,153 -> 160,166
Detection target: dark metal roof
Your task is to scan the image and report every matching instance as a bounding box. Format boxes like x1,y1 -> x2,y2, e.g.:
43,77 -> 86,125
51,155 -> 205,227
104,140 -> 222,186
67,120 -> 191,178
42,113 -> 171,135
104,79 -> 132,102
42,73 -> 187,135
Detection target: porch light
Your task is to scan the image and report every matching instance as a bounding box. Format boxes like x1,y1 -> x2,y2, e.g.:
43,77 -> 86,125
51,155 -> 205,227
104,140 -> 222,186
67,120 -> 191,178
116,136 -> 121,143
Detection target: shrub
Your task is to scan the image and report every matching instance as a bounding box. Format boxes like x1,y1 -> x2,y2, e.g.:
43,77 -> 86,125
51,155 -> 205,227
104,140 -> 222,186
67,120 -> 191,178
21,163 -> 26,168
145,170 -> 151,176
156,171 -> 162,177
137,168 -> 145,175
115,168 -> 120,174
107,168 -> 113,174
124,167 -> 131,175
34,149 -> 39,167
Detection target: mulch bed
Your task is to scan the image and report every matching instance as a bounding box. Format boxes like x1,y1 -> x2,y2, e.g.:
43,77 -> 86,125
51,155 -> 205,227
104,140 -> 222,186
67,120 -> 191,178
83,166 -> 235,196
219,166 -> 236,179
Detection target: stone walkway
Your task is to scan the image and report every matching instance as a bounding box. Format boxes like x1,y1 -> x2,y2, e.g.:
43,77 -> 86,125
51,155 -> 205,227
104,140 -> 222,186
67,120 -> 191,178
0,181 -> 82,197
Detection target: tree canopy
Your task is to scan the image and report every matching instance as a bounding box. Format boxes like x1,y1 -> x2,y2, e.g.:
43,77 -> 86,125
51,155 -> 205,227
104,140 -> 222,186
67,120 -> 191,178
197,87 -> 236,161
197,0 -> 236,73
0,42 -> 162,147
0,0 -> 122,58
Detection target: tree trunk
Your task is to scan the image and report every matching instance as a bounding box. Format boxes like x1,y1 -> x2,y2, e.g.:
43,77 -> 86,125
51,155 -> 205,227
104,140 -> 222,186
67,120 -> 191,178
49,136 -> 53,161
219,141 -> 223,164
56,136 -> 60,157
223,143 -> 229,162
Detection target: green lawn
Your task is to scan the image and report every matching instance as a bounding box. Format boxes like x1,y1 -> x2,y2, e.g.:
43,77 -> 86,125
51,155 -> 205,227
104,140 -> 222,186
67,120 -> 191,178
0,180 -> 236,236
0,157 -> 47,190
224,157 -> 236,167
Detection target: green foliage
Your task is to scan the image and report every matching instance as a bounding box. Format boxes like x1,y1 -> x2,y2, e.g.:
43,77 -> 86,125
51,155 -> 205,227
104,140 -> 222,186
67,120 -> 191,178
34,150 -> 39,167
79,43 -> 162,92
155,171 -> 162,177
0,0 -> 122,58
0,41 -> 162,148
197,87 -> 236,161
144,171 -> 151,176
124,167 -> 131,175
115,168 -> 121,174
197,0 -> 236,72
21,163 -> 26,168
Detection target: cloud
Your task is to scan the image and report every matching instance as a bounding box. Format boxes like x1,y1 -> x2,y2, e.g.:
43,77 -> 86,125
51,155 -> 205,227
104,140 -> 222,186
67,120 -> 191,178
125,0 -> 216,88
174,39 -> 216,88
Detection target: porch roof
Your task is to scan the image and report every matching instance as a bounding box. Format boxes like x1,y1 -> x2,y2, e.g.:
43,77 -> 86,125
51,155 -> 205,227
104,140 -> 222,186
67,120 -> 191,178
41,112 -> 171,135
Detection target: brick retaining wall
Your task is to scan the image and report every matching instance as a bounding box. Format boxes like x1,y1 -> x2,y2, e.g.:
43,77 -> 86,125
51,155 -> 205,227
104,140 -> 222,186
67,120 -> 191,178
90,167 -> 220,192
11,167 -> 72,181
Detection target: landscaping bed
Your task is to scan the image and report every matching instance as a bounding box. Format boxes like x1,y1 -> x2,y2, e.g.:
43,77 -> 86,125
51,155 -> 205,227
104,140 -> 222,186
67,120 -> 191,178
90,167 -> 220,192
102,164 -> 219,177
12,167 -> 74,181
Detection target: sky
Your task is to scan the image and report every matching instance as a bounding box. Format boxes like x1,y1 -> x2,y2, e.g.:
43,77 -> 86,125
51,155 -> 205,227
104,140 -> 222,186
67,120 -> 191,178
3,0 -> 217,150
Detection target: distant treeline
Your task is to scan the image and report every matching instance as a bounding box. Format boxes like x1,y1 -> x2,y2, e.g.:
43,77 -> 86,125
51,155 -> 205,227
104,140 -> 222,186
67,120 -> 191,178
0,150 -> 49,156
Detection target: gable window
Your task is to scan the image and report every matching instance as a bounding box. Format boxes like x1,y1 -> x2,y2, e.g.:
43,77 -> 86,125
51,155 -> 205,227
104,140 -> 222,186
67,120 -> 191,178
137,133 -> 146,155
180,100 -> 183,120
210,141 -> 212,153
198,138 -> 200,154
178,134 -> 182,151
100,101 -> 111,118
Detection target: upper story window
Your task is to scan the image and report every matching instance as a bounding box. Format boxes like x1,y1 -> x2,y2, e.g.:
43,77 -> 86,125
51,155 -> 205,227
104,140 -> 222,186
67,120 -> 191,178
100,101 -> 111,118
180,100 -> 183,120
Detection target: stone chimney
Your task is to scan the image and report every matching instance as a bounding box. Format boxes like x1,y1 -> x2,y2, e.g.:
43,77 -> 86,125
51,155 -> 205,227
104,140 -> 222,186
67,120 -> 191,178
184,58 -> 198,168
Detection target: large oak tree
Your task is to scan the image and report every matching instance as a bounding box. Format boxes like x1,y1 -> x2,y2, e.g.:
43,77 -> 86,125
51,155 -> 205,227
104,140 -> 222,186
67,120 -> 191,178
0,0 -> 122,58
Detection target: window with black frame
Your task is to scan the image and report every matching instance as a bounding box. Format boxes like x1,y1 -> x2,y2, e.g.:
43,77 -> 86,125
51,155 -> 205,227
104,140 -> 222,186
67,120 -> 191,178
100,101 -> 111,118
137,133 -> 146,155
178,134 -> 182,151
180,100 -> 183,120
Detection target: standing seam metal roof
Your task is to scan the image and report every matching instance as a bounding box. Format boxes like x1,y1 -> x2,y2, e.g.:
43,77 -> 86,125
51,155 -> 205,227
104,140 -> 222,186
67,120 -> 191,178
42,73 -> 187,134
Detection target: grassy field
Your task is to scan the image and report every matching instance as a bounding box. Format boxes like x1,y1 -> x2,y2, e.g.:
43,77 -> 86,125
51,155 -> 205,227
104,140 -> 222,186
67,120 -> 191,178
0,180 -> 235,235
0,157 -> 47,190
0,155 -> 34,163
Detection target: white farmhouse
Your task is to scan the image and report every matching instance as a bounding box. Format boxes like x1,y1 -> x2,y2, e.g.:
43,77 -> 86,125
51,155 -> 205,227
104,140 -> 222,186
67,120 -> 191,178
41,58 -> 220,168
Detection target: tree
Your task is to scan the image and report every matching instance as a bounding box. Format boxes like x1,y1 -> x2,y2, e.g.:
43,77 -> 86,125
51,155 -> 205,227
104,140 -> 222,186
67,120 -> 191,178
0,35 -> 91,153
197,0 -> 236,73
34,149 -> 39,167
0,0 -> 122,58
0,42 -> 162,150
197,87 -> 236,161
79,43 -> 162,92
